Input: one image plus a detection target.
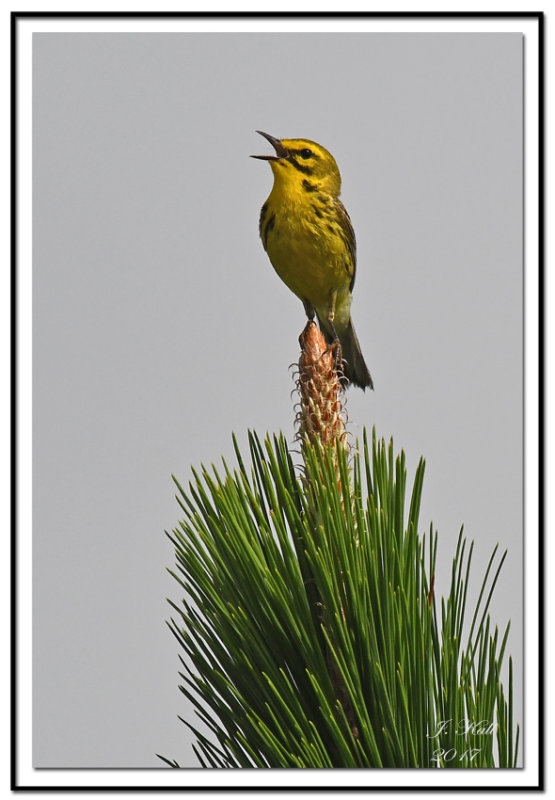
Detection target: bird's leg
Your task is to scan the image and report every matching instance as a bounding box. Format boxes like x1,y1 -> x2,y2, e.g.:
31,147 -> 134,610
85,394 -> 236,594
327,290 -> 343,370
299,299 -> 318,348
302,298 -> 315,320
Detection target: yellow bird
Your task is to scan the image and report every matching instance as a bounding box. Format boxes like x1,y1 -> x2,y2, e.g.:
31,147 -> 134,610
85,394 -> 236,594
252,131 -> 373,390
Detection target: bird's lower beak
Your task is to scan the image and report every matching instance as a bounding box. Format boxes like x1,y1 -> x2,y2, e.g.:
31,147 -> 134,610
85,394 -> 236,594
250,130 -> 289,160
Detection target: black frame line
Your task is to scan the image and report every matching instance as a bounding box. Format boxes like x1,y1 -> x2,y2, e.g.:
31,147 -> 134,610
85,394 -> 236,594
10,9 -> 544,793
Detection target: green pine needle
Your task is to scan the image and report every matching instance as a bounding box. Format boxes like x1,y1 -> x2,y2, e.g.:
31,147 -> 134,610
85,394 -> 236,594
162,429 -> 519,769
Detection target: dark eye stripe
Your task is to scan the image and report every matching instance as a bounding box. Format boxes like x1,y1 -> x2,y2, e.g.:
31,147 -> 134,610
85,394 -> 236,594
287,156 -> 313,175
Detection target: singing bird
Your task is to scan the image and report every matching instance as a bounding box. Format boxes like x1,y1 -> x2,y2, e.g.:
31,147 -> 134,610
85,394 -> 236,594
252,131 -> 373,390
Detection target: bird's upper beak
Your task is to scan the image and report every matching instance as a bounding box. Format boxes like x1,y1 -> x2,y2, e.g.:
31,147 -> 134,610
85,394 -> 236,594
250,130 -> 289,161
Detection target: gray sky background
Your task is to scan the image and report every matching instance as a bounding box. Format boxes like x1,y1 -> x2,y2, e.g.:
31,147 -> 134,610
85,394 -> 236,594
33,32 -> 523,768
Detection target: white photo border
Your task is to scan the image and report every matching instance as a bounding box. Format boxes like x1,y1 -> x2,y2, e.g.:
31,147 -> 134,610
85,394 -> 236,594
12,10 -> 543,792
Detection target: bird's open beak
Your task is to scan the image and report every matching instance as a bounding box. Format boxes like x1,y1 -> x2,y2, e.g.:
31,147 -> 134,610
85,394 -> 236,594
250,130 -> 289,160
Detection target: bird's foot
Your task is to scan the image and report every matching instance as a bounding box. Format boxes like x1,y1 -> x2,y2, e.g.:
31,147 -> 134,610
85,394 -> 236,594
299,319 -> 319,349
327,337 -> 343,374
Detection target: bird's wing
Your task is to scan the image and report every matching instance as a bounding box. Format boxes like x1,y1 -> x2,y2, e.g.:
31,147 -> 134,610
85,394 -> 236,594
333,198 -> 357,292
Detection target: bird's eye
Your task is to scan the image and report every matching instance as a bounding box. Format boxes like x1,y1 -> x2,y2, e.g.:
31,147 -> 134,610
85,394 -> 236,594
300,149 -> 313,159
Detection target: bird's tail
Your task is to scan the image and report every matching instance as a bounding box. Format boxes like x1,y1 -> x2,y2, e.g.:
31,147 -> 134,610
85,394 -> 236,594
319,316 -> 373,390
340,318 -> 373,390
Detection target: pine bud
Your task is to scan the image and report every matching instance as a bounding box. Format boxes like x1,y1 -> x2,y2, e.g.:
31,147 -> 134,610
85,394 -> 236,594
296,321 -> 348,450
